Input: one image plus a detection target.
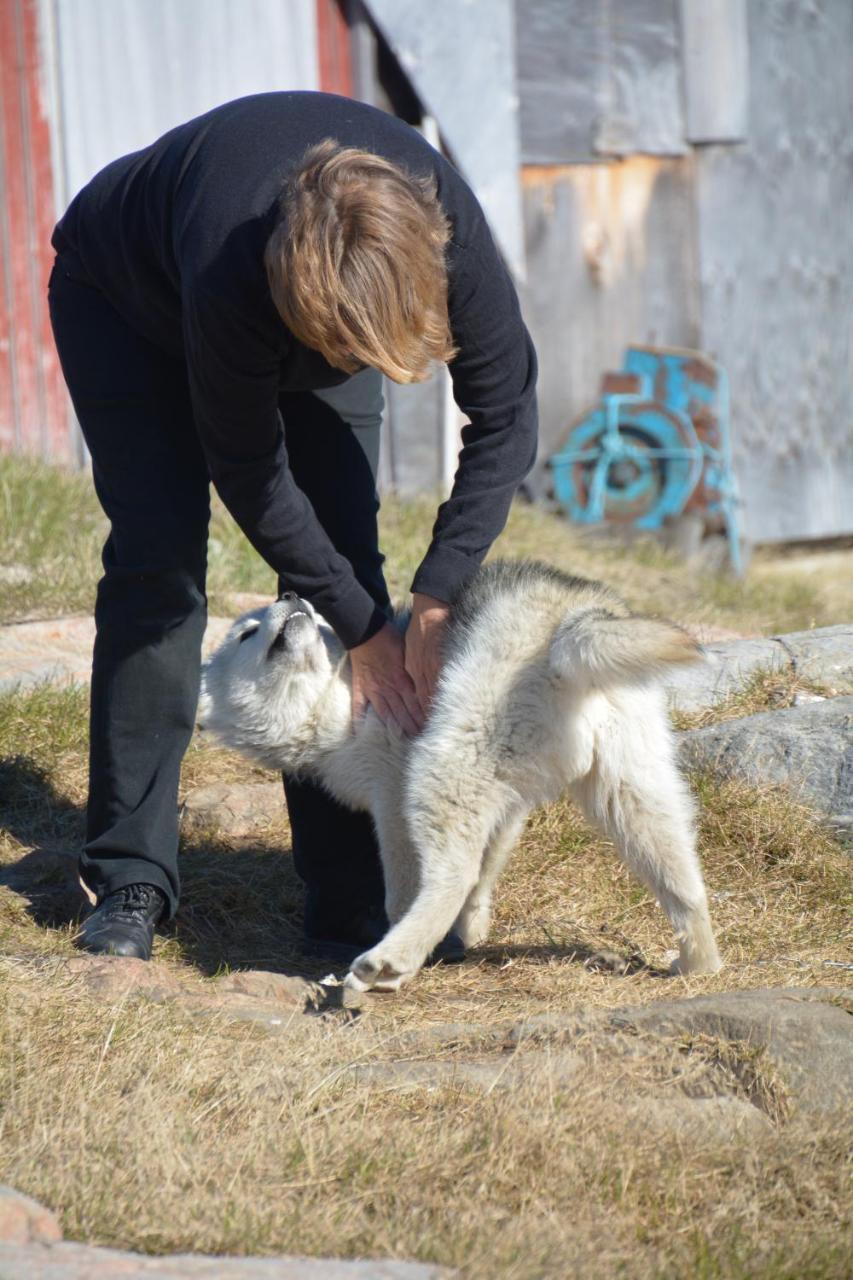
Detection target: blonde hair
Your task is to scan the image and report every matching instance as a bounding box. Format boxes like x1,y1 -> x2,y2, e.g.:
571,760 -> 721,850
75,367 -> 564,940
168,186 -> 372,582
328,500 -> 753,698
265,139 -> 457,383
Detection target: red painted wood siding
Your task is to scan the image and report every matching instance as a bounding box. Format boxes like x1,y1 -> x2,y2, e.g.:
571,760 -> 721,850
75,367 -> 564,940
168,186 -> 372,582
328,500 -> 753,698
316,0 -> 352,97
0,0 -> 69,462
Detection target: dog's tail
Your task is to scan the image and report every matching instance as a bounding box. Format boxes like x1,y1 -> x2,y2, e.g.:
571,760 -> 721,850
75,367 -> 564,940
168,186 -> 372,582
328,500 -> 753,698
549,608 -> 702,686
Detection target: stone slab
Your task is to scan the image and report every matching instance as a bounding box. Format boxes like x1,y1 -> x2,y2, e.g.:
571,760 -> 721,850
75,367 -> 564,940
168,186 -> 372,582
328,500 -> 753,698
0,1242 -> 449,1279
678,696 -> 853,831
180,782 -> 285,837
663,637 -> 789,712
0,1187 -> 62,1246
510,987 -> 853,1115
0,617 -> 232,693
663,625 -> 853,712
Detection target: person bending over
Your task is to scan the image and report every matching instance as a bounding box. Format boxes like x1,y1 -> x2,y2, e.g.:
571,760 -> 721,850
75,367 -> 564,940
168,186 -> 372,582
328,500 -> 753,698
48,91 -> 538,961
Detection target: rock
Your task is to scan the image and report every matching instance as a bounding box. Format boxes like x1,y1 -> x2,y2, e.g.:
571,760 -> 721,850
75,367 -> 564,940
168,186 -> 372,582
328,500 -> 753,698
663,637 -> 788,712
58,955 -> 332,1025
678,696 -> 853,830
0,1240 -> 449,1278
0,615 -> 232,693
377,988 -> 852,1121
60,955 -> 189,1003
775,625 -> 853,693
180,782 -> 284,837
212,970 -> 321,1004
511,987 -> 853,1116
354,1052 -> 581,1094
0,1186 -> 62,1245
662,625 -> 853,712
622,1095 -> 773,1141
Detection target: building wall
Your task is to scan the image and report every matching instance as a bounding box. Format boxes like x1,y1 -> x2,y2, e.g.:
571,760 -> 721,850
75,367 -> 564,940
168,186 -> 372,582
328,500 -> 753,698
520,157 -> 699,494
0,0 -> 320,466
0,0 -> 67,460
692,0 -> 853,541
516,0 -> 853,541
51,0 -> 318,208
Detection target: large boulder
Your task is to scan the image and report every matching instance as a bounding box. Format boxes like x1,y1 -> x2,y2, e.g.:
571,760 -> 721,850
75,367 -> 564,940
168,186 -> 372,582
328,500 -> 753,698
663,624 -> 853,713
775,625 -> 853,692
678,696 -> 853,834
353,988 -> 852,1126
180,781 -> 284,838
664,637 -> 788,712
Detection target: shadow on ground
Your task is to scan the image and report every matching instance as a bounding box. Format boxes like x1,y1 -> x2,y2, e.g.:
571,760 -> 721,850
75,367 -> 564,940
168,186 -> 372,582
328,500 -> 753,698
1,755 -> 661,982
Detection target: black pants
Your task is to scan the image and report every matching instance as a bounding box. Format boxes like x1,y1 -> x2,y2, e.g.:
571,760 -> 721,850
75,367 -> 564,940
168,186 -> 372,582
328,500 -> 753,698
48,256 -> 389,924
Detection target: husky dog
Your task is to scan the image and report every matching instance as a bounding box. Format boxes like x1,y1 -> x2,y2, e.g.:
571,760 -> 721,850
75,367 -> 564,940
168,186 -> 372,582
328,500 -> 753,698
202,561 -> 722,991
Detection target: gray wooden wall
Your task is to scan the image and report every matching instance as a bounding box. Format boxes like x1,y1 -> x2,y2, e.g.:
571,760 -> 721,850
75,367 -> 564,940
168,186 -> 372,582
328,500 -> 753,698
516,0 -> 852,543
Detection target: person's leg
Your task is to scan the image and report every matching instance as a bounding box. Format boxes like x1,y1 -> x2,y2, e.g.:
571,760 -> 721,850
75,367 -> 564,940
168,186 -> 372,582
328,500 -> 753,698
48,258 -> 210,925
278,370 -> 390,943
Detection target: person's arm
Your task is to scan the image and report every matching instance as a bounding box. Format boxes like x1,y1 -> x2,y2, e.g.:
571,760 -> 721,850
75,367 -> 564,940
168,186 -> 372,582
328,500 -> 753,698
411,212 -> 537,601
405,211 -> 538,708
182,285 -> 386,649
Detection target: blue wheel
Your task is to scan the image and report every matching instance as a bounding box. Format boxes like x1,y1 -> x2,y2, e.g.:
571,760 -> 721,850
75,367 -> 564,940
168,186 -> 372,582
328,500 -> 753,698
552,403 -> 701,528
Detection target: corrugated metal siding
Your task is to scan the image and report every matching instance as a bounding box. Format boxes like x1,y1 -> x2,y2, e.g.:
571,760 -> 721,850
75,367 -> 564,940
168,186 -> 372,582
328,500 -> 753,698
53,0 -> 319,202
0,0 -> 68,461
0,0 -> 319,467
316,0 -> 352,96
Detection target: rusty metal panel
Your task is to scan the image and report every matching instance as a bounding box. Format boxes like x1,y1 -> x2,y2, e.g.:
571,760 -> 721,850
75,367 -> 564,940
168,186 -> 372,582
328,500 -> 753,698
0,0 -> 70,463
516,0 -> 686,163
520,157 -> 699,494
680,0 -> 749,143
363,0 -> 524,279
693,0 -> 853,541
53,0 -> 319,202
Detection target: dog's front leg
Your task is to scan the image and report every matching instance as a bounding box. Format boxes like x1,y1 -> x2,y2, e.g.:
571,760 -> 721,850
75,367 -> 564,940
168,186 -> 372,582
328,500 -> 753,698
346,800 -> 493,992
370,787 -> 420,926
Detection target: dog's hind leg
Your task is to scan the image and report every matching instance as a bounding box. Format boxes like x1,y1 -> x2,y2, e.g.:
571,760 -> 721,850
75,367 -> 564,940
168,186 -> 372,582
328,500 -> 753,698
569,693 -> 721,975
454,808 -> 528,947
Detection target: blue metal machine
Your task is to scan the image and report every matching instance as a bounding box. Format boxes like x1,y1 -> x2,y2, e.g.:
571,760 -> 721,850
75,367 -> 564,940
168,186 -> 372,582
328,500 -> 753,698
549,345 -> 743,574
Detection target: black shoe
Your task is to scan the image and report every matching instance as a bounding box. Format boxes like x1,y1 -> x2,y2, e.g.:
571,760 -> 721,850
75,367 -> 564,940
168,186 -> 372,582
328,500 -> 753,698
76,883 -> 166,960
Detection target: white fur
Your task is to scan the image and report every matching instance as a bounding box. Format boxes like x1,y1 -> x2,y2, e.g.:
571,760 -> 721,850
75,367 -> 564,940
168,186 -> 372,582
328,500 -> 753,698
202,562 -> 722,992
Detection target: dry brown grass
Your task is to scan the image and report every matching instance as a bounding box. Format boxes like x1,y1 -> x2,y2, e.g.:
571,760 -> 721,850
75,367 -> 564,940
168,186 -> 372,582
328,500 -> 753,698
3,453 -> 852,632
671,667 -> 836,733
1,455 -> 852,1275
1,677 -> 851,1276
0,953 -> 850,1279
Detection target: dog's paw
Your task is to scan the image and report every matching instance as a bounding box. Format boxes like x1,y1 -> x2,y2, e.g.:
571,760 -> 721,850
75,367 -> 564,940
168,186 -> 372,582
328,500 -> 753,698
345,945 -> 417,993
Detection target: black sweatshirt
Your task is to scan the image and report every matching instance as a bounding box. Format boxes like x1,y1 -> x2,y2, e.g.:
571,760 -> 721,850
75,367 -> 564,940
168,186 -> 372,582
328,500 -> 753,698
54,92 -> 538,648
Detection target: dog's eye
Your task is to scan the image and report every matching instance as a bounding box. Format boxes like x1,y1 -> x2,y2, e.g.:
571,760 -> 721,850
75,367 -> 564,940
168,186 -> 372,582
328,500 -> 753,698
238,627 -> 259,645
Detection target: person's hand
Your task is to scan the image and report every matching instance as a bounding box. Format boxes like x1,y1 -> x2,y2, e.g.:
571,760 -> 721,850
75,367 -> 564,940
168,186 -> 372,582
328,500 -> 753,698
349,622 -> 424,737
405,592 -> 451,719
